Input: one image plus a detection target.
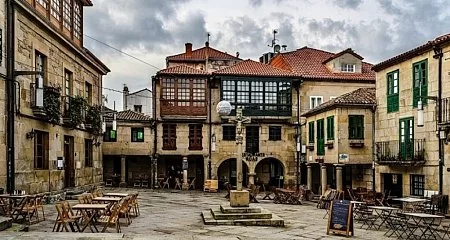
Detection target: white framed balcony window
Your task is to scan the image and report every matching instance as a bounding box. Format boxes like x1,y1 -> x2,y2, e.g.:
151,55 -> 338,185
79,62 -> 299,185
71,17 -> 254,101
310,96 -> 323,109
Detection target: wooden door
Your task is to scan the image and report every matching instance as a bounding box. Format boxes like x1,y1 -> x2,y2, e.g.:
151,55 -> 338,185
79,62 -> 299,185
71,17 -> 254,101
64,136 -> 75,188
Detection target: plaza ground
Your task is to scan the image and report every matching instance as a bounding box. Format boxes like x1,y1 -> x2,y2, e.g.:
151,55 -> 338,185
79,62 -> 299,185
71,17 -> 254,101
3,188 -> 396,239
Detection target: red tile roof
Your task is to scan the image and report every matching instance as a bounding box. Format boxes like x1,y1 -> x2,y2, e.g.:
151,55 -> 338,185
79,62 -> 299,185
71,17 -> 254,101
302,87 -> 376,117
104,110 -> 152,122
271,47 -> 375,81
167,46 -> 241,62
373,33 -> 450,72
214,59 -> 297,77
322,48 -> 363,64
157,65 -> 210,76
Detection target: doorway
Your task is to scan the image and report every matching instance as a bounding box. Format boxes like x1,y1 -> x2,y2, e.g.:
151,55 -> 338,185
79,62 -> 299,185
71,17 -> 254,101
64,136 -> 75,188
383,173 -> 403,198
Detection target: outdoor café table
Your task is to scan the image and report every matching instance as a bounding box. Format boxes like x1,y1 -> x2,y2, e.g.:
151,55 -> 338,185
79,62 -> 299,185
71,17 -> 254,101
92,197 -> 121,203
103,193 -> 130,198
72,203 -> 109,233
275,188 -> 296,204
0,194 -> 29,220
367,206 -> 399,230
401,212 -> 444,239
392,197 -> 428,211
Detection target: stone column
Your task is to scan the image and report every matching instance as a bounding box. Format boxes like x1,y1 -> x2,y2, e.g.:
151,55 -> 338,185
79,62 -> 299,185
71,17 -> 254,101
307,164 -> 312,191
120,155 -> 126,187
182,156 -> 189,190
321,164 -> 327,195
248,172 -> 256,186
336,165 -> 343,191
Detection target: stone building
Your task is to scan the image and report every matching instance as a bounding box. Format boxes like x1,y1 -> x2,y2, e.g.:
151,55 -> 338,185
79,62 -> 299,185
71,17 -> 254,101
268,47 -> 376,192
122,85 -> 153,116
372,33 -> 450,197
302,88 -> 376,194
102,110 -> 154,187
7,0 -> 109,193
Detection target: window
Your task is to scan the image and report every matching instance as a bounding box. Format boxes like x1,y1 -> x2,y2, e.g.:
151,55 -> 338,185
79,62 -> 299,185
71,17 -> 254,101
222,125 -> 236,141
134,105 -> 142,113
410,174 -> 425,196
189,124 -> 203,150
63,0 -> 72,31
51,0 -> 61,20
310,96 -> 323,109
85,82 -> 92,105
387,70 -> 399,112
341,63 -> 355,72
161,78 -> 206,107
268,126 -> 281,141
103,127 -> 116,142
64,69 -> 72,114
34,51 -> 46,107
348,115 -> 364,139
37,0 -> 49,9
327,116 -> 334,140
131,128 -> 144,142
74,1 -> 81,39
163,124 -> 176,150
221,78 -> 292,116
413,59 -> 428,108
84,139 -> 93,167
34,130 -> 49,169
308,121 -> 314,143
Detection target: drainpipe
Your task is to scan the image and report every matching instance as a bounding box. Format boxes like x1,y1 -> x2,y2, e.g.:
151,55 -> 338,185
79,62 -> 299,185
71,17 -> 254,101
433,46 -> 443,194
152,76 -> 158,189
372,105 -> 376,191
296,79 -> 303,191
208,77 -> 212,179
6,0 -> 16,194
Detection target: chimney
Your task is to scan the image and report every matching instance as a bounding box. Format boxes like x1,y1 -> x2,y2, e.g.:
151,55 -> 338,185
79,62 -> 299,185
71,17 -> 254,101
236,52 -> 240,58
185,43 -> 192,57
205,41 -> 209,48
123,84 -> 129,111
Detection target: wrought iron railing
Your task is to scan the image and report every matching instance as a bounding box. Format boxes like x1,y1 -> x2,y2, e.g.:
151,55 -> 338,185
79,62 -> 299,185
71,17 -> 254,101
441,97 -> 450,124
375,139 -> 425,164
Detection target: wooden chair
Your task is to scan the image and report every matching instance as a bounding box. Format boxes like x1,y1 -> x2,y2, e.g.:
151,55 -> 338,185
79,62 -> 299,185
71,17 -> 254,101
347,188 -> 356,201
188,178 -> 196,190
224,182 -> 232,199
53,203 -> 80,232
99,202 -> 121,233
175,178 -> 182,190
105,177 -> 113,187
262,184 -> 273,200
18,195 -> 39,225
162,178 -> 170,189
130,193 -> 140,217
119,197 -> 132,226
141,175 -> 149,188
133,175 -> 142,188
35,193 -> 46,221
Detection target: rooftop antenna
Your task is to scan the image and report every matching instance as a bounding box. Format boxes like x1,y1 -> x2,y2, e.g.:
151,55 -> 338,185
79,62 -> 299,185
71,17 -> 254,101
207,32 -> 210,43
268,29 -> 281,53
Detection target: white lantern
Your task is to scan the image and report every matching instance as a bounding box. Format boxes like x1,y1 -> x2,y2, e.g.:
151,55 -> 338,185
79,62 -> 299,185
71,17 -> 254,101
216,100 -> 232,116
112,113 -> 117,131
417,99 -> 424,127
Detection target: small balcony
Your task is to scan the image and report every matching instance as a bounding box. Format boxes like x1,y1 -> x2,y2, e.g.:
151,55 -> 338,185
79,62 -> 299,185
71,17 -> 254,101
62,95 -> 86,128
440,97 -> 450,125
160,100 -> 207,117
30,83 -> 61,124
375,139 -> 426,166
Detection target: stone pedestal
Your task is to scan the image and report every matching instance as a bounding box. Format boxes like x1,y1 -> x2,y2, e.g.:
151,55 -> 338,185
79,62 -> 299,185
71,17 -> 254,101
182,156 -> 189,190
321,165 -> 327,195
230,190 -> 249,207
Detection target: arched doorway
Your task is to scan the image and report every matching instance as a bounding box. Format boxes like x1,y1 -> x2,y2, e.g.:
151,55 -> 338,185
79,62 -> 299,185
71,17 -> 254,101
255,158 -> 284,188
217,158 -> 248,188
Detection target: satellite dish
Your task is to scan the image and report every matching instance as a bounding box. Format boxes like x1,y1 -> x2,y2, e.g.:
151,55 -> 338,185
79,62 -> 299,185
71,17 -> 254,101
274,44 -> 281,53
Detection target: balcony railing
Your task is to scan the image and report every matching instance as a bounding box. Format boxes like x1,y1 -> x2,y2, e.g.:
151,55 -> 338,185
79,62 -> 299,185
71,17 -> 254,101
441,97 -> 450,124
375,139 -> 425,165
62,95 -> 86,128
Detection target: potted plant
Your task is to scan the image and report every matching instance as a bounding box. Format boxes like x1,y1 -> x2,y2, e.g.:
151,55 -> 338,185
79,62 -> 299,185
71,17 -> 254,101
66,96 -> 86,129
85,104 -> 102,135
43,86 -> 61,125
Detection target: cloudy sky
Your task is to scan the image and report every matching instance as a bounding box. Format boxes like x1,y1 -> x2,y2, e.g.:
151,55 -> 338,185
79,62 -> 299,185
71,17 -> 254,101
83,0 -> 450,110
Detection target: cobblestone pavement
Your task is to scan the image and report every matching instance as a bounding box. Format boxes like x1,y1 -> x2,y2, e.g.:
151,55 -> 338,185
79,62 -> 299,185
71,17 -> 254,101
4,188 -> 398,239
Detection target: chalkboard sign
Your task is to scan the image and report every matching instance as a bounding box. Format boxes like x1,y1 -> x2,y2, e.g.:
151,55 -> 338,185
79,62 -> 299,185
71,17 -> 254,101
326,199 -> 353,237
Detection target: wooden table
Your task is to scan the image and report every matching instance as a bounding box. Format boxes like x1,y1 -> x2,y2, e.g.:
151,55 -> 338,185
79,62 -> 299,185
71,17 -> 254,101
72,204 -> 109,232
0,194 -> 30,220
401,212 -> 444,239
274,188 -> 298,204
92,197 -> 121,203
104,193 -> 130,198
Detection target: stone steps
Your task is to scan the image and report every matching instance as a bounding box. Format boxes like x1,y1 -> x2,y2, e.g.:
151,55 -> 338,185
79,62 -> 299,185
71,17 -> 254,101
220,205 -> 262,213
0,216 -> 12,231
202,210 -> 284,227
211,208 -> 272,220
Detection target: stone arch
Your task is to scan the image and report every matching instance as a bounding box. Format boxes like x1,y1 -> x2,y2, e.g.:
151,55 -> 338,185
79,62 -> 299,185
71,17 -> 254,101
216,158 -> 249,187
254,157 -> 286,187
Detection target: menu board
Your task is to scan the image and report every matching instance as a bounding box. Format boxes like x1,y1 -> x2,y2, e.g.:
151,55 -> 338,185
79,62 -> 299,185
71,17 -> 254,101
326,199 -> 353,237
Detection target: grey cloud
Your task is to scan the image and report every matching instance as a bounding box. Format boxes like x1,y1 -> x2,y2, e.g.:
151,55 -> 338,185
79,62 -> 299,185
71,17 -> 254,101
331,0 -> 363,9
248,0 -> 263,7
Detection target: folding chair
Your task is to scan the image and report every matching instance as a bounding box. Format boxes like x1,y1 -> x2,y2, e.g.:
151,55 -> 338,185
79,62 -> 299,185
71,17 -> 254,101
53,203 -> 80,232
175,178 -> 182,190
99,202 -> 121,233
133,176 -> 142,188
18,195 -> 39,225
119,196 -> 132,226
188,178 -> 196,190
162,178 -> 170,189
141,175 -> 149,188
105,177 -> 113,187
35,193 -> 46,221
224,182 -> 231,199
359,207 -> 377,230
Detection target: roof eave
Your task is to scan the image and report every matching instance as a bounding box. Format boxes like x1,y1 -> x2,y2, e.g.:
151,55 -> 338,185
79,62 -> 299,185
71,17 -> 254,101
302,103 -> 376,117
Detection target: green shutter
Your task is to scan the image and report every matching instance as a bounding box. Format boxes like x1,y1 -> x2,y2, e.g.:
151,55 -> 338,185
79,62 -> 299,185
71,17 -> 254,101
412,60 -> 428,108
327,116 -> 334,140
137,131 -> 144,140
309,122 -> 314,143
317,119 -> 325,156
387,70 -> 399,113
349,115 -> 364,139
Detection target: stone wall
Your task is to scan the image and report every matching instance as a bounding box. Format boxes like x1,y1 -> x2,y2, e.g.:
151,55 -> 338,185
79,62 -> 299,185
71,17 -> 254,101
102,123 -> 153,156
325,53 -> 363,73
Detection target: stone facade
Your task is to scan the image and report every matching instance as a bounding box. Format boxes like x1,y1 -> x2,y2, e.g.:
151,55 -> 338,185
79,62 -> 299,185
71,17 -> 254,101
5,0 -> 109,193
373,38 -> 450,197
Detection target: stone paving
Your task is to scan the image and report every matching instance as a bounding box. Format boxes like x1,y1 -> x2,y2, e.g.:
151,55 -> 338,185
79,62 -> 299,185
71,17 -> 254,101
3,188 -> 397,239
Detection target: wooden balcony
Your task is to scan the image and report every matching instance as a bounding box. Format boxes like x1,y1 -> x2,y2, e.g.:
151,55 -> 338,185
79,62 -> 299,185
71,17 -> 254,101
440,97 -> 450,125
160,100 -> 207,116
375,139 -> 425,166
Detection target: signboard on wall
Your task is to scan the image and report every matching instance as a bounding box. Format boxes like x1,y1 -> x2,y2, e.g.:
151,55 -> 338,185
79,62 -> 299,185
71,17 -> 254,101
338,154 -> 349,163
